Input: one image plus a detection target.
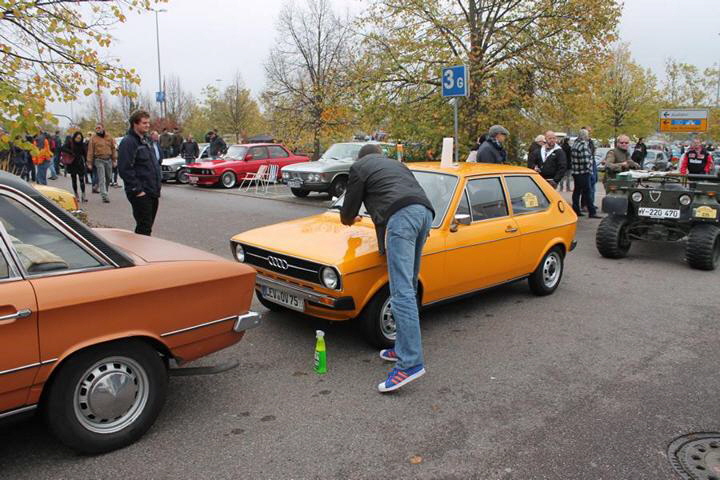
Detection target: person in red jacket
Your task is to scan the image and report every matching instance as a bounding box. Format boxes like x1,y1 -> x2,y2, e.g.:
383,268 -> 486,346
680,138 -> 713,174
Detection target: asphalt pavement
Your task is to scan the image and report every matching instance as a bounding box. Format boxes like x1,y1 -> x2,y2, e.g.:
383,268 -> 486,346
1,177 -> 717,479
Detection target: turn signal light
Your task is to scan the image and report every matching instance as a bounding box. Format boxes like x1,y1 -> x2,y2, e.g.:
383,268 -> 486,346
318,297 -> 334,306
708,192 -> 717,198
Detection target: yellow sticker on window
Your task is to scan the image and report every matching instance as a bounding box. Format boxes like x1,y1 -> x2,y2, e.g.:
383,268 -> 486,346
694,206 -> 718,219
522,192 -> 539,208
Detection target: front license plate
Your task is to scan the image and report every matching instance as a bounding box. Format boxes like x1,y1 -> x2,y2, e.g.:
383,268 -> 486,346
287,179 -> 302,188
189,176 -> 199,184
261,286 -> 304,312
638,207 -> 680,219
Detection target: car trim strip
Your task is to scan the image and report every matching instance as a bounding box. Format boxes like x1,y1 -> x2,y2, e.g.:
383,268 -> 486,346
0,358 -> 57,376
0,404 -> 37,420
160,315 -> 238,337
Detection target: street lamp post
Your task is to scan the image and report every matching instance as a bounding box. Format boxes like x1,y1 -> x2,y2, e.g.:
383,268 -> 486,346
716,33 -> 720,107
154,9 -> 167,118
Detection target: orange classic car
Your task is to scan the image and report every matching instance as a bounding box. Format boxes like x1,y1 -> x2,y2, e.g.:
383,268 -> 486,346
0,171 -> 260,453
231,162 -> 577,347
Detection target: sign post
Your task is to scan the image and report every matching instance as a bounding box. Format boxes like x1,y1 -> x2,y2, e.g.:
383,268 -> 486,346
658,109 -> 709,133
442,65 -> 468,163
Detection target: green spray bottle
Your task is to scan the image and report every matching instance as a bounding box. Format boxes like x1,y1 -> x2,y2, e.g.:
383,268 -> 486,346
314,330 -> 327,374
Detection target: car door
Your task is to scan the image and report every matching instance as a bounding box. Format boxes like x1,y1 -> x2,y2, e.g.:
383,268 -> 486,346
503,175 -> 556,273
442,177 -> 521,297
267,145 -> 293,181
246,146 -> 269,176
0,204 -> 40,413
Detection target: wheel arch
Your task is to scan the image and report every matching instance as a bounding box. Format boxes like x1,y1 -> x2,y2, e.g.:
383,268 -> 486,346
352,272 -> 426,318
530,239 -> 567,273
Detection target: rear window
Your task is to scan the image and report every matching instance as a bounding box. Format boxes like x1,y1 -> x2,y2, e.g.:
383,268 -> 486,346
505,176 -> 550,214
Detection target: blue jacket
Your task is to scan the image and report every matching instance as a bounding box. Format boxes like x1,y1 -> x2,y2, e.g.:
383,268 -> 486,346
118,129 -> 162,198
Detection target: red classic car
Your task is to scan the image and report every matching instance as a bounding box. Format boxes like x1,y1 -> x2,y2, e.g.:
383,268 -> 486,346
186,144 -> 310,189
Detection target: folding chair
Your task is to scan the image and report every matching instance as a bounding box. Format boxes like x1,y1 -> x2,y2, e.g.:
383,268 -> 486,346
257,164 -> 280,194
239,164 -> 268,191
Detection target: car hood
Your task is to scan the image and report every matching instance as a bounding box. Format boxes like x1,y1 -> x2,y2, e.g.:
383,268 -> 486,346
189,159 -> 238,169
232,212 -> 383,272
281,159 -> 353,173
162,157 -> 186,167
95,228 -> 226,263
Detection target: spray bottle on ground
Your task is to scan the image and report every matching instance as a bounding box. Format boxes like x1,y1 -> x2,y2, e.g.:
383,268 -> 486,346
314,330 -> 327,374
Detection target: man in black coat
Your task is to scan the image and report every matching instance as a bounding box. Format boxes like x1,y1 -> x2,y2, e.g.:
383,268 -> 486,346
476,125 -> 509,164
535,131 -> 567,188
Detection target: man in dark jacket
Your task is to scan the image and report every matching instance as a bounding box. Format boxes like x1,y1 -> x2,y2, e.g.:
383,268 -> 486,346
535,131 -> 567,188
559,137 -> 573,191
179,135 -> 200,162
476,125 -> 509,164
159,128 -> 173,159
118,110 -> 162,236
526,134 -> 545,170
172,127 -> 183,157
340,144 -> 435,393
208,131 -> 227,159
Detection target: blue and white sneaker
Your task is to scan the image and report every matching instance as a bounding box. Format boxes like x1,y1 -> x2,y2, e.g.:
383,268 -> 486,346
377,365 -> 426,393
379,348 -> 398,362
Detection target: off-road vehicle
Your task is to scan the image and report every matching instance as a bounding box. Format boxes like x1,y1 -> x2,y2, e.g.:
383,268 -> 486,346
596,171 -> 720,270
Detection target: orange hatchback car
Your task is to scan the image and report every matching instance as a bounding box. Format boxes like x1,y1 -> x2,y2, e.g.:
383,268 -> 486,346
0,172 -> 260,453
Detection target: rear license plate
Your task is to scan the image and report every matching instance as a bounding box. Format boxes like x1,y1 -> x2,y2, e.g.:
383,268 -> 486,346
189,176 -> 199,184
287,179 -> 302,188
638,207 -> 680,219
261,286 -> 304,312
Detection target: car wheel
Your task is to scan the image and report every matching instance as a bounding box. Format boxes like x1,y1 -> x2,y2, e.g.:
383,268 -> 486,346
596,215 -> 631,259
329,176 -> 347,198
176,168 -> 189,184
256,289 -> 285,312
528,246 -> 564,296
43,340 -> 167,454
358,285 -> 396,349
290,188 -> 310,198
220,171 -> 236,189
686,224 -> 720,271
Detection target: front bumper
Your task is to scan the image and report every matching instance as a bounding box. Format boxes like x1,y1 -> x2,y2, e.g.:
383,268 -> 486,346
188,174 -> 220,185
234,311 -> 262,332
161,169 -> 179,180
256,274 -> 355,310
284,179 -> 331,191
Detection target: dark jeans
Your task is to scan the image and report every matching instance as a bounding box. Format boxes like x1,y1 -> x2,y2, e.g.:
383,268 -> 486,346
127,193 -> 159,236
572,174 -> 596,216
71,173 -> 85,196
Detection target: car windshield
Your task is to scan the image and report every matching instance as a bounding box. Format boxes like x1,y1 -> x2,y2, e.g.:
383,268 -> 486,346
225,146 -> 248,159
330,170 -> 457,228
320,144 -> 363,161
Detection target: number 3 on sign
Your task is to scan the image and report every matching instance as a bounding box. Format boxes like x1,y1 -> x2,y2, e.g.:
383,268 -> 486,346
443,69 -> 454,89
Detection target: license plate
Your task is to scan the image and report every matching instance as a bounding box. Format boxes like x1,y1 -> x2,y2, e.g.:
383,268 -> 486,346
287,179 -> 302,188
261,286 -> 304,312
638,207 -> 680,219
189,176 -> 198,184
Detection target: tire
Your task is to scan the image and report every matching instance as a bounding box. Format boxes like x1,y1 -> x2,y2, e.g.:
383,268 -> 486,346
290,188 -> 310,198
256,289 -> 286,312
43,340 -> 167,454
528,246 -> 564,296
686,224 -> 720,271
596,215 -> 631,259
176,168 -> 189,184
329,176 -> 347,198
358,285 -> 396,349
220,171 -> 236,189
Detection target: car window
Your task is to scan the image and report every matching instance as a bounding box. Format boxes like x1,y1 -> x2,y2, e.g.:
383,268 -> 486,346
455,190 -> 471,217
412,171 -> 458,228
0,195 -> 103,274
505,176 -> 550,214
466,178 -> 508,221
0,248 -> 9,279
250,147 -> 268,160
268,146 -> 289,159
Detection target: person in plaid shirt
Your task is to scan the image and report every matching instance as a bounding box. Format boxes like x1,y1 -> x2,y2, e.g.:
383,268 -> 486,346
570,129 -> 600,218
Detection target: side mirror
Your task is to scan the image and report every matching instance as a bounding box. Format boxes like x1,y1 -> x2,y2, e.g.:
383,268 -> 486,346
244,154 -> 254,161
450,213 -> 471,232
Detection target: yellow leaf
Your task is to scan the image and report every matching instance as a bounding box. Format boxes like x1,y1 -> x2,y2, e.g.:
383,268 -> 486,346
409,455 -> 422,465
83,88 -> 93,96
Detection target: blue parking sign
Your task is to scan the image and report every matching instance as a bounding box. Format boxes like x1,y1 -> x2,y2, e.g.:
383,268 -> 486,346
441,66 -> 468,97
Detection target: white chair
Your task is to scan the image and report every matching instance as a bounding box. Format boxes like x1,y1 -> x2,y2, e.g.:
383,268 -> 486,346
257,164 -> 280,193
239,164 -> 268,191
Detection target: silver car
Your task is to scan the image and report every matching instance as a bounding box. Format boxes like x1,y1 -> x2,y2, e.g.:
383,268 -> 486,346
281,142 -> 393,198
161,143 -> 209,184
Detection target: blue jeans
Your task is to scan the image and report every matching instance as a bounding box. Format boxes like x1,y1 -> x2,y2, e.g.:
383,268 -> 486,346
36,159 -> 50,185
385,204 -> 433,370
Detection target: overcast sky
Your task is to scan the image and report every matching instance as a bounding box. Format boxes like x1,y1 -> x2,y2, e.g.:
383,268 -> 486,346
54,0 -> 720,125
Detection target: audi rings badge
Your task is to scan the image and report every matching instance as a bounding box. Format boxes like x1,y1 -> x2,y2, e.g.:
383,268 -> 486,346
268,256 -> 289,270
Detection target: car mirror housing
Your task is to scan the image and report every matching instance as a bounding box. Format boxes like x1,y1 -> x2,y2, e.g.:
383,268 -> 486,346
244,154 -> 254,161
455,213 -> 471,225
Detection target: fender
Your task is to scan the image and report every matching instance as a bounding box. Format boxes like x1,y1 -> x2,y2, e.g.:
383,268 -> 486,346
530,237 -> 569,272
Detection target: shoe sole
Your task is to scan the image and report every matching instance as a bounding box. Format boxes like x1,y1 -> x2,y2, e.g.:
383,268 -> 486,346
378,368 -> 425,393
379,351 -> 398,362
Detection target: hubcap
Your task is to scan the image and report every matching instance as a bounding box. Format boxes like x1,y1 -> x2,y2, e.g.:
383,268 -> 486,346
379,298 -> 396,341
74,356 -> 149,434
177,170 -> 188,183
542,252 -> 562,289
222,174 -> 235,188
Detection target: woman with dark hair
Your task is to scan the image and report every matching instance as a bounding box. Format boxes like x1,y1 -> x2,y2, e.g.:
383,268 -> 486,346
61,131 -> 88,202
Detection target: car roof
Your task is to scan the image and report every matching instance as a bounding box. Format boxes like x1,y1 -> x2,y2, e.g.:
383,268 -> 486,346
0,169 -> 38,195
230,143 -> 283,147
408,162 -> 535,176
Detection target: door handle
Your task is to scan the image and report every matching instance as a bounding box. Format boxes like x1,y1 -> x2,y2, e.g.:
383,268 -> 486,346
0,308 -> 32,325
505,226 -> 518,233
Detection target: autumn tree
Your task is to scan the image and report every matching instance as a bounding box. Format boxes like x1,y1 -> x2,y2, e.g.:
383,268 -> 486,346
206,74 -> 263,143
264,0 -> 357,158
0,0 -> 162,149
163,74 -> 196,126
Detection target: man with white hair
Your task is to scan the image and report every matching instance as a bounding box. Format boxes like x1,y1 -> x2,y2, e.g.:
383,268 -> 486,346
605,134 -> 640,183
570,129 -> 600,218
534,131 -> 567,188
527,134 -> 545,170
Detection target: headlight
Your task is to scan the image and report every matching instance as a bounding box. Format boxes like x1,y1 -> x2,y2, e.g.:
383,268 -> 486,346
234,243 -> 245,263
631,192 -> 643,203
679,194 -> 692,206
282,171 -> 289,179
320,267 -> 339,289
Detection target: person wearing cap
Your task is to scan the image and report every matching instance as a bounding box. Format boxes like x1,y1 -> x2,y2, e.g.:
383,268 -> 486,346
340,144 -> 435,393
476,125 -> 508,164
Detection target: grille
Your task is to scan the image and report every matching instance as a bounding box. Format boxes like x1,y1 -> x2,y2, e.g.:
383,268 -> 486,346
189,167 -> 208,175
242,244 -> 323,285
161,165 -> 171,172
